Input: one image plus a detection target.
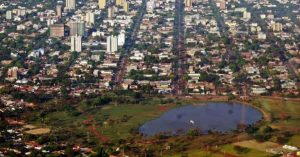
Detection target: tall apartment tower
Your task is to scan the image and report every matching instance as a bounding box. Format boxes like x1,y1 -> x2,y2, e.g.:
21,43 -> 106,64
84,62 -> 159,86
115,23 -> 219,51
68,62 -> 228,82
272,23 -> 283,32
99,0 -> 106,9
108,7 -> 114,19
107,36 -> 118,53
85,11 -> 95,25
184,0 -> 192,7
56,5 -> 62,17
66,0 -> 76,10
116,0 -> 123,6
71,35 -> 82,52
6,10 -> 12,20
123,1 -> 129,12
69,21 -> 85,36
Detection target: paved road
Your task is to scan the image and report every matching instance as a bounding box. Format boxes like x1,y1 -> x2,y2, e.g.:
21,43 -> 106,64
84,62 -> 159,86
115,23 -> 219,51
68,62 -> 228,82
172,0 -> 187,95
113,0 -> 146,88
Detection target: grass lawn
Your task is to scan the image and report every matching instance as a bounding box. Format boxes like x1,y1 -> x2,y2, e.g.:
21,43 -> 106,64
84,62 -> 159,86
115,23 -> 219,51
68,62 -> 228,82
94,104 -> 172,140
25,128 -> 51,135
164,150 -> 223,157
233,140 -> 280,152
220,144 -> 271,157
255,97 -> 300,131
288,135 -> 300,147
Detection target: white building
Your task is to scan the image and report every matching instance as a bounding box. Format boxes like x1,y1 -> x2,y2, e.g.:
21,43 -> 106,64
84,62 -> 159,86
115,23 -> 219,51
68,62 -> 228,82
118,32 -> 125,46
71,35 -> 82,52
106,36 -> 118,53
66,0 -> 76,10
146,0 -> 155,13
6,10 -> 12,20
243,11 -> 251,20
85,11 -> 95,26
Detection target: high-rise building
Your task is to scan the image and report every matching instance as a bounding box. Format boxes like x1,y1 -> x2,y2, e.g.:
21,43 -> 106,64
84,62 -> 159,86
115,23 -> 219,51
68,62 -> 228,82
243,11 -> 251,20
50,24 -> 65,37
7,67 -> 18,80
116,0 -> 123,6
69,21 -> 85,36
272,23 -> 283,32
56,5 -> 62,17
218,1 -> 226,10
184,0 -> 192,7
85,11 -> 95,26
146,0 -> 155,13
66,0 -> 76,10
107,36 -> 118,53
118,32 -> 125,46
123,1 -> 129,12
99,0 -> 106,9
71,35 -> 82,52
108,7 -> 114,19
6,10 -> 12,20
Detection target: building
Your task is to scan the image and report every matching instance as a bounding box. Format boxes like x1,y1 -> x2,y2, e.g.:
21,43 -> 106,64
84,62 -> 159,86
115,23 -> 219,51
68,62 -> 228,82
85,11 -> 95,26
272,22 -> 283,32
6,10 -> 12,20
56,5 -> 62,18
6,67 -> 18,81
50,24 -> 65,37
71,35 -> 82,52
258,32 -> 266,40
184,0 -> 192,7
107,35 -> 118,53
218,1 -> 226,10
116,0 -> 123,6
69,21 -> 85,36
16,8 -> 26,16
108,7 -> 114,19
243,11 -> 251,20
66,0 -> 76,10
118,32 -> 125,46
123,1 -> 129,12
99,0 -> 106,9
146,0 -> 155,13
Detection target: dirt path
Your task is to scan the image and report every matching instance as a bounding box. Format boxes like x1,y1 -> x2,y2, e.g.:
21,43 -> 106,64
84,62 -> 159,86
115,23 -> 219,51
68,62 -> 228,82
84,115 -> 110,142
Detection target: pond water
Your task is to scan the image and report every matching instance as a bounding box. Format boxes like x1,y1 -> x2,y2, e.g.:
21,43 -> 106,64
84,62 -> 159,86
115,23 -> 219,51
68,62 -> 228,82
139,102 -> 263,136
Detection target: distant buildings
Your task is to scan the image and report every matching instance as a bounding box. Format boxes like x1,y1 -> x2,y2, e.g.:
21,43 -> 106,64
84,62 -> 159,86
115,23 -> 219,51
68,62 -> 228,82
108,7 -> 115,19
50,24 -> 65,38
6,67 -> 18,82
85,11 -> 95,26
146,0 -> 155,13
115,0 -> 123,6
243,11 -> 251,20
217,0 -> 226,10
6,10 -> 12,20
69,21 -> 85,36
107,35 -> 118,53
118,32 -> 125,46
56,5 -> 62,18
123,1 -> 129,12
184,0 -> 192,7
99,0 -> 106,9
71,35 -> 82,52
66,0 -> 76,10
272,22 -> 283,32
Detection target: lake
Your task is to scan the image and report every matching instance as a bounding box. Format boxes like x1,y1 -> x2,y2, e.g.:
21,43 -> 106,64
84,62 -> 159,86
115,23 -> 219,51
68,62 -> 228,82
139,102 -> 263,136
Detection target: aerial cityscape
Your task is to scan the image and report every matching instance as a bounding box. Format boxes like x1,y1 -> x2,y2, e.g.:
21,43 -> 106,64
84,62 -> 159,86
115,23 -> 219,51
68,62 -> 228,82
0,0 -> 300,156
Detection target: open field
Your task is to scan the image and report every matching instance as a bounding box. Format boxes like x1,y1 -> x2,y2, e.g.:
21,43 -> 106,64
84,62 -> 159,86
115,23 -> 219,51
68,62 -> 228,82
92,104 -> 175,140
220,144 -> 271,157
254,97 -> 300,131
23,96 -> 300,155
233,140 -> 280,152
25,128 -> 51,135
